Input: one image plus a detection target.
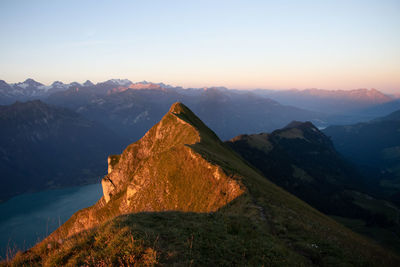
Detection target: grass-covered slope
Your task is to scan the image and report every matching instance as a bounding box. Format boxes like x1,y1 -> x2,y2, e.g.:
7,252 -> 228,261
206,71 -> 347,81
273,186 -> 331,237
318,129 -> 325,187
227,122 -> 400,253
5,103 -> 400,266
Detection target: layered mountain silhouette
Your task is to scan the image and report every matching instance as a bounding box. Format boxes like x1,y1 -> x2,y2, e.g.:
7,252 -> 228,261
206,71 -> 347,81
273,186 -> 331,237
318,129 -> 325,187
227,121 -> 400,250
227,121 -> 365,216
0,100 -> 126,201
2,79 -> 395,120
10,103 -> 399,266
254,88 -> 394,114
360,99 -> 400,119
4,78 -> 395,140
323,109 -> 400,204
48,85 -> 324,141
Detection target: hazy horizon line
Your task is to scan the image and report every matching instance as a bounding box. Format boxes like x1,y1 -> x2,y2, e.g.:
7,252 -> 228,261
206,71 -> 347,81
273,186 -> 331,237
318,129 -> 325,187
2,77 -> 398,95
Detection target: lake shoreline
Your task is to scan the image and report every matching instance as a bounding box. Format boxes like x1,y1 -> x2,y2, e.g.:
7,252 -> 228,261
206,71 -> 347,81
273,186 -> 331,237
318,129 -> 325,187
0,183 -> 102,260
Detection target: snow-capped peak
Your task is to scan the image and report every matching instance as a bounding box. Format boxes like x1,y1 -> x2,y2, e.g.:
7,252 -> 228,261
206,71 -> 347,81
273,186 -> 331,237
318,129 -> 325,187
104,79 -> 133,86
69,82 -> 82,87
23,78 -> 43,86
13,78 -> 46,90
51,81 -> 65,87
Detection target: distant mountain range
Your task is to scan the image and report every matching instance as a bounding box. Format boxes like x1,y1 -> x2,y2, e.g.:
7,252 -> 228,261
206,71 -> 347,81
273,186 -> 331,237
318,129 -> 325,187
45,81 -> 326,141
2,79 -> 398,120
0,79 -> 78,103
0,78 -> 134,104
252,88 -> 398,117
0,100 -> 126,202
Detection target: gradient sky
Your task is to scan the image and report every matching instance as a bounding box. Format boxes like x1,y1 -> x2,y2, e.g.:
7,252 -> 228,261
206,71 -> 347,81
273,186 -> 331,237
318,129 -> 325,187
0,0 -> 399,93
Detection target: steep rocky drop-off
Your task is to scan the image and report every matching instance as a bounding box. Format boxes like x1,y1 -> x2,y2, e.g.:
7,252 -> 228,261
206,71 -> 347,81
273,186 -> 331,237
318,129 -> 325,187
8,103 -> 400,266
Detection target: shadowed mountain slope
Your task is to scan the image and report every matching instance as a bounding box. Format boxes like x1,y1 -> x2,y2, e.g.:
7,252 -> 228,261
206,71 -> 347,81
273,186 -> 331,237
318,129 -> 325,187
8,103 -> 399,266
227,122 -> 400,252
0,100 -> 126,202
323,110 -> 400,201
227,121 -> 367,214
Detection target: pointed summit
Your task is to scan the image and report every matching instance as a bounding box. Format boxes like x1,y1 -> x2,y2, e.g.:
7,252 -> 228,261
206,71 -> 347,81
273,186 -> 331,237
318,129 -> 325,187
83,80 -> 94,86
23,78 -> 43,86
167,102 -> 221,144
0,80 -> 11,89
169,101 -> 187,114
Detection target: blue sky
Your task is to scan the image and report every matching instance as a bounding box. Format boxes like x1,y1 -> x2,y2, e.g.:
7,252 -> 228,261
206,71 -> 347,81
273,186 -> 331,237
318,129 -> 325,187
0,0 -> 399,92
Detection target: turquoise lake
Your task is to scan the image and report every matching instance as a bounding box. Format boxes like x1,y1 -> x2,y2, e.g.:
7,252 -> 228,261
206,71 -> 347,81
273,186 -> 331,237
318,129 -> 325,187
0,183 -> 102,260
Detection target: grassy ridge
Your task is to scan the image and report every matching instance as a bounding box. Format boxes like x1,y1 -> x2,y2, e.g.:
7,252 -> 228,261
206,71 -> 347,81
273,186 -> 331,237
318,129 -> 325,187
10,212 -> 307,266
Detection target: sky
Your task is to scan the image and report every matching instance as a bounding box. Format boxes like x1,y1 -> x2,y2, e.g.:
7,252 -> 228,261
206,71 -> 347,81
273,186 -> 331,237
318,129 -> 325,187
0,0 -> 399,93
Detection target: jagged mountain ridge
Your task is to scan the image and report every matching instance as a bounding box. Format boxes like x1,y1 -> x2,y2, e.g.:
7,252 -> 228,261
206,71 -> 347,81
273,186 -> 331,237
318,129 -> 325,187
0,78 -> 178,105
0,78 -> 141,104
10,103 -> 399,266
2,78 -> 394,117
0,79 -> 75,104
0,100 -> 126,202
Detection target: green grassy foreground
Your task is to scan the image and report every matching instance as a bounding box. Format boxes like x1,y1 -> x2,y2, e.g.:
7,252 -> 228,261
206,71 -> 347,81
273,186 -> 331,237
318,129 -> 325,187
8,210 -> 399,267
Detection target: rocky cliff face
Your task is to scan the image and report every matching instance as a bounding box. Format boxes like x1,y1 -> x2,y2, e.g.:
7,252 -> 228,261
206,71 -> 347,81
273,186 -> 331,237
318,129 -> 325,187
100,102 -> 243,210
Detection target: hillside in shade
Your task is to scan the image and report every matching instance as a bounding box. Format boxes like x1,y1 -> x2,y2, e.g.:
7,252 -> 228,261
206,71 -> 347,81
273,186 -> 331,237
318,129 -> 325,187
7,103 -> 399,266
323,109 -> 400,203
227,122 -> 400,252
0,100 -> 126,202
